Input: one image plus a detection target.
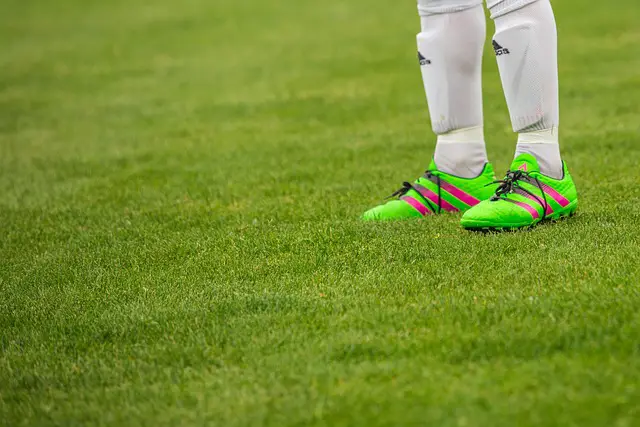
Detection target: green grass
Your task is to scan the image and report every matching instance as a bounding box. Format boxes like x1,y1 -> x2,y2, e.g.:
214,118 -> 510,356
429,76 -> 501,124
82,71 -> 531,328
2,0 -> 640,425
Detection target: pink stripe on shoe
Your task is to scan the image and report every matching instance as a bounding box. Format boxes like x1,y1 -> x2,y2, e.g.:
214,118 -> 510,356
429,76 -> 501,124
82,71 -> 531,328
401,196 -> 431,216
414,185 -> 459,212
515,189 -> 553,215
510,200 -> 541,219
541,183 -> 570,207
438,180 -> 481,207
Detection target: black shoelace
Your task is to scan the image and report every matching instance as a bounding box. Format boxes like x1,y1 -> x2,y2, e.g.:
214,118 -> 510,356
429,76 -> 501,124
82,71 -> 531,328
387,170 -> 443,214
490,170 -> 549,219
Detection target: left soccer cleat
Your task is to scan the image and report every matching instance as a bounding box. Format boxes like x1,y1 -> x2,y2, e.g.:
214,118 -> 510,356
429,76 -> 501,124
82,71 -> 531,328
362,160 -> 498,221
460,153 -> 578,230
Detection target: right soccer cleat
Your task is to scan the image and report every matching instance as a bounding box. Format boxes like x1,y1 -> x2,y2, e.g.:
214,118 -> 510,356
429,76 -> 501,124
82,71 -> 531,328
362,160 -> 498,221
460,153 -> 578,230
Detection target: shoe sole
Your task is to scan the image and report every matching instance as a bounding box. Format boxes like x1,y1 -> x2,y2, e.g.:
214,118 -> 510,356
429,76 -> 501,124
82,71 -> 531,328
462,201 -> 578,232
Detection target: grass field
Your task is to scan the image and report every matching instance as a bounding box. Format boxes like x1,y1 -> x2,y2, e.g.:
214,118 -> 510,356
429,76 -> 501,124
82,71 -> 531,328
2,0 -> 640,425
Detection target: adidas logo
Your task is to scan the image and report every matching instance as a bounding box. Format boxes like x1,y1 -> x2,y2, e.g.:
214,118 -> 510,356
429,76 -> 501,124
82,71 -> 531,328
492,40 -> 510,56
418,51 -> 431,65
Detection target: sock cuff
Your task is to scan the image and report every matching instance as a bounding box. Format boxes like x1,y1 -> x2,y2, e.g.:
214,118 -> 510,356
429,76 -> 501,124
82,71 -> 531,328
487,0 -> 543,19
437,126 -> 485,144
511,116 -> 559,133
517,128 -> 559,144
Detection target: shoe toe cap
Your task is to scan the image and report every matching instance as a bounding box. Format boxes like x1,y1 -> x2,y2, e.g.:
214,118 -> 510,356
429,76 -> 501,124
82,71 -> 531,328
461,199 -> 536,228
362,200 -> 424,221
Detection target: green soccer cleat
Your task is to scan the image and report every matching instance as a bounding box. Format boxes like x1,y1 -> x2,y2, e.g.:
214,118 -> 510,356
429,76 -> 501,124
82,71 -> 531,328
460,153 -> 578,231
362,160 -> 498,221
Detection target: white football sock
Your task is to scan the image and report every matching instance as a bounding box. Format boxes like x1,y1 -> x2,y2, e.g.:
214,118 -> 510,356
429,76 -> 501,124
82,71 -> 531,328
417,3 -> 488,178
489,0 -> 563,178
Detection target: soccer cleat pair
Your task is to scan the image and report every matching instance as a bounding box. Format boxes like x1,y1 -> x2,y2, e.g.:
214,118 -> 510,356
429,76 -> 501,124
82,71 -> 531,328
362,153 -> 578,230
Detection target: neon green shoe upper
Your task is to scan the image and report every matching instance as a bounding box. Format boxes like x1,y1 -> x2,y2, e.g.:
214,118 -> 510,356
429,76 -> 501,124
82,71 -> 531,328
460,153 -> 578,230
362,160 -> 498,221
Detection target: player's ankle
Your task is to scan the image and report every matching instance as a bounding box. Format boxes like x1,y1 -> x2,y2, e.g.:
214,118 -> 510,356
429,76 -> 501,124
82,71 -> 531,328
434,126 -> 488,178
515,128 -> 563,179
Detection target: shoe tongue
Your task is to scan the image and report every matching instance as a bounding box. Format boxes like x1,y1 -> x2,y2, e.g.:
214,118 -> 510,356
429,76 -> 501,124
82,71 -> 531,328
510,153 -> 540,173
427,158 -> 438,171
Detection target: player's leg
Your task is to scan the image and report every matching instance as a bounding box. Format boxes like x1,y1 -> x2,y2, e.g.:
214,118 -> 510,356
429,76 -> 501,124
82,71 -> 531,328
362,0 -> 497,221
491,0 -> 562,178
418,0 -> 488,178
461,0 -> 578,230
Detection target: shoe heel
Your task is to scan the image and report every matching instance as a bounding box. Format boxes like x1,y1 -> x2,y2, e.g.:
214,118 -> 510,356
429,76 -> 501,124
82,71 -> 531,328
551,202 -> 578,221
